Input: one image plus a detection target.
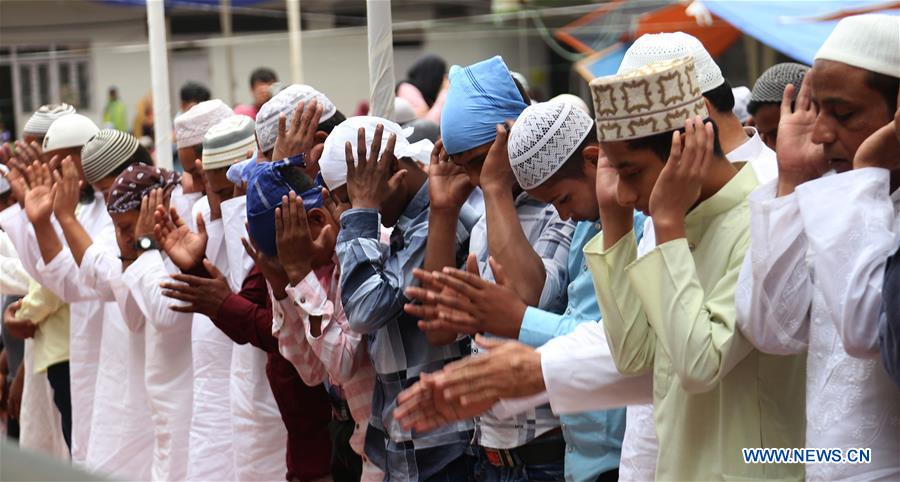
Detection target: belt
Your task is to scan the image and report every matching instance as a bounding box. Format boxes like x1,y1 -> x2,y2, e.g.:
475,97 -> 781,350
479,428 -> 565,468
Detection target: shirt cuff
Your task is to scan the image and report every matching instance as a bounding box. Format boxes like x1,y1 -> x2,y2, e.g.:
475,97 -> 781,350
338,208 -> 381,241
272,296 -> 295,333
286,272 -> 331,338
0,203 -> 23,228
518,307 -> 562,348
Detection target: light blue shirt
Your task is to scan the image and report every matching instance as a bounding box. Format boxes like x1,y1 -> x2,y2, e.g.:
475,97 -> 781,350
518,213 -> 646,482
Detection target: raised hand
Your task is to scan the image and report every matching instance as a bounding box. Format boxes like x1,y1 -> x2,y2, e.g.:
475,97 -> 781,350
480,123 -> 517,193
853,89 -> 900,171
242,232 -> 290,299
14,140 -> 44,166
23,161 -> 55,224
272,99 -> 323,162
160,259 -> 233,318
51,156 -> 81,222
427,138 -> 474,212
135,188 -> 163,240
648,116 -> 714,243
406,254 -> 526,338
775,74 -> 827,195
345,125 -> 406,211
275,191 -> 332,286
154,207 -> 208,271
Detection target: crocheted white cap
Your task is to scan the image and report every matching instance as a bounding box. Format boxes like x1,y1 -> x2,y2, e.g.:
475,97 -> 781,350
319,116 -> 433,191
618,32 -> 725,93
24,103 -> 76,136
255,84 -> 337,154
815,14 -> 900,78
202,115 -> 256,171
592,57 -> 709,142
174,99 -> 234,149
508,101 -> 593,190
42,114 -> 100,152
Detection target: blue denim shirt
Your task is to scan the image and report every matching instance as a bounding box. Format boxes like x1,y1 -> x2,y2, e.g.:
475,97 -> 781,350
518,213 -> 646,482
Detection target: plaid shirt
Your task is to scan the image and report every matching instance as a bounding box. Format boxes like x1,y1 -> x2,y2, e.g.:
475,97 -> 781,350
335,182 -> 477,481
469,191 -> 575,449
272,263 -> 383,482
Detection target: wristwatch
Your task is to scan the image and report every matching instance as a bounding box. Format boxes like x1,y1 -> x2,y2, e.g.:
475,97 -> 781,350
134,235 -> 159,251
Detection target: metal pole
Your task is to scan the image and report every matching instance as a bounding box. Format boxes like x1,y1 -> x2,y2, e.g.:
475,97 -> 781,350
146,0 -> 173,170
221,0 -> 235,105
366,0 -> 394,119
286,0 -> 303,84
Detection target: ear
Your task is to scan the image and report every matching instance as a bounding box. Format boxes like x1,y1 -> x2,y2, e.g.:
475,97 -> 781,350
314,131 -> 328,144
582,144 -> 600,166
703,98 -> 715,117
306,207 -> 327,228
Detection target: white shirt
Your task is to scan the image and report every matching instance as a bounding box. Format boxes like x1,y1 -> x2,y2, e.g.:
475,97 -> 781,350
736,171 -> 900,481
185,195 -> 238,482
0,197 -> 154,475
220,195 -> 288,482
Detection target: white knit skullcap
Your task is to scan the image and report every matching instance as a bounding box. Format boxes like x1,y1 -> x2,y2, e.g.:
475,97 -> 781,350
202,115 -> 256,171
174,99 -> 234,149
619,32 -> 725,93
24,103 -> 76,136
508,101 -> 593,190
42,114 -> 100,152
255,84 -> 337,154
394,97 -> 416,125
815,14 -> 900,78
319,116 -> 434,191
81,129 -> 140,183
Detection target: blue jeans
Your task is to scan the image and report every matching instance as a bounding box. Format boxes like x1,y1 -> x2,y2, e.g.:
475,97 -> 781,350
473,449 -> 565,482
424,453 -> 477,482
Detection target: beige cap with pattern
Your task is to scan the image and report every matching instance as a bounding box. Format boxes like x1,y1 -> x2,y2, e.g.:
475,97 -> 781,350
590,57 -> 708,142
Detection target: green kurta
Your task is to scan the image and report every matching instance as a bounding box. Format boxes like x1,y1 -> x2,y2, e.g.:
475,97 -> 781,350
585,164 -> 805,481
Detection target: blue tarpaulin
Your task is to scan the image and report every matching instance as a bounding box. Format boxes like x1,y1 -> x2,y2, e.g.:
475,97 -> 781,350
703,0 -> 899,64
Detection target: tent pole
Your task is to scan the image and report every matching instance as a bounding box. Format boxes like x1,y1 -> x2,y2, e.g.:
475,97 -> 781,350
287,0 -> 303,84
366,0 -> 395,119
146,0 -> 173,170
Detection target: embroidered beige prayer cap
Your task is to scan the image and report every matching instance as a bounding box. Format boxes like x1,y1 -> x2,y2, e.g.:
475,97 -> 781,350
590,57 -> 708,142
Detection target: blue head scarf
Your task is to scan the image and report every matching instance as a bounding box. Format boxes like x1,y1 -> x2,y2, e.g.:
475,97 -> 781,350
440,56 -> 529,155
245,157 -> 324,257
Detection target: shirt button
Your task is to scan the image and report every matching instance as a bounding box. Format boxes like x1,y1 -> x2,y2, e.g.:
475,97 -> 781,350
300,297 -> 306,303
566,446 -> 573,453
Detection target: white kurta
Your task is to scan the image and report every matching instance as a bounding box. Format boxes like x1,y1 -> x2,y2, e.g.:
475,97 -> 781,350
18,339 -> 70,461
124,251 -> 194,482
736,173 -> 900,481
185,195 -> 238,482
221,195 -> 288,481
0,197 -> 153,476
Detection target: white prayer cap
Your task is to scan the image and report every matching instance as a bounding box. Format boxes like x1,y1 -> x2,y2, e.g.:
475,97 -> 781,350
255,84 -> 337,154
319,116 -> 434,191
549,94 -> 590,114
42,114 -> 100,152
508,101 -> 593,190
815,14 -> 900,78
394,97 -> 416,125
618,32 -> 725,93
731,86 -> 752,123
24,103 -> 76,136
592,57 -> 708,142
202,115 -> 256,170
174,99 -> 234,149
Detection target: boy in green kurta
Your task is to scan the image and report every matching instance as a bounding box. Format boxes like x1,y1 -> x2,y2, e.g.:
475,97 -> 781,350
584,58 -> 805,480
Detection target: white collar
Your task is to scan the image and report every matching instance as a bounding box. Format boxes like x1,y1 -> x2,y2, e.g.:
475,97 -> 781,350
725,127 -> 764,163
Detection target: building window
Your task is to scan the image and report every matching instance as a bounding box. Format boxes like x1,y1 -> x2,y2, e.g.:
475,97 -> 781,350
13,46 -> 92,112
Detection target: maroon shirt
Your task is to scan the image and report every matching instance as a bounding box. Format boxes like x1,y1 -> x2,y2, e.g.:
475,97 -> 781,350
213,267 -> 332,481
